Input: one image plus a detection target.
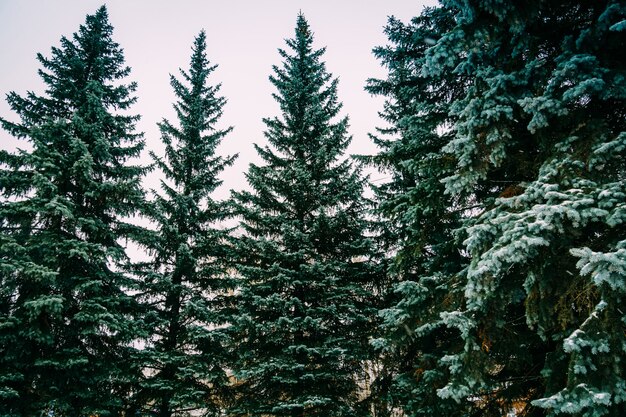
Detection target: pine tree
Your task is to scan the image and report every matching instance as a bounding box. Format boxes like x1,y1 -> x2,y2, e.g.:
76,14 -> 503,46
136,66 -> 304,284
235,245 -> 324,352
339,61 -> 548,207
132,31 -> 235,417
437,2 -> 625,416
371,1 -> 625,416
229,14 -> 377,417
0,6 -> 147,416
365,7 -> 471,417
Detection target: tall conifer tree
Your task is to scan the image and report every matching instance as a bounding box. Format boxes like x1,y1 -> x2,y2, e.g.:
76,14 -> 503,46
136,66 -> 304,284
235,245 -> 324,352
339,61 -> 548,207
435,2 -> 626,416
370,1 -> 625,416
230,14 -> 377,417
132,31 -> 235,417
365,7 -> 470,417
0,6 -> 147,416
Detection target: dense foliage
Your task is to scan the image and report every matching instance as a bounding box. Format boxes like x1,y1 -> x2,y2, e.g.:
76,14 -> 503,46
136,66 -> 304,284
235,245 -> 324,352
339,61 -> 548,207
365,6 -> 470,416
369,1 -> 625,416
228,14 -> 378,417
132,31 -> 235,417
0,6 -> 147,416
0,2 -> 623,417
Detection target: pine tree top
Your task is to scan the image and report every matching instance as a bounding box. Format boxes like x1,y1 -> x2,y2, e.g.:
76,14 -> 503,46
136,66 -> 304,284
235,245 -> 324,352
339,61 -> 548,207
153,30 -> 234,201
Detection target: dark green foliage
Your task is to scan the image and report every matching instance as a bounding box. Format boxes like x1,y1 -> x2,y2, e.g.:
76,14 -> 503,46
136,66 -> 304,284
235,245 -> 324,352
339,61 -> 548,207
229,14 -> 378,417
370,1 -> 625,416
1,2 -> 622,416
365,7 -> 471,417
131,31 -> 235,417
0,6 -> 147,416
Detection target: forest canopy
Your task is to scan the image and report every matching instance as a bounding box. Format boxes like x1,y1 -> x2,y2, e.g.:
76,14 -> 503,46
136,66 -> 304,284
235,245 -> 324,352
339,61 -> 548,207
0,2 -> 624,417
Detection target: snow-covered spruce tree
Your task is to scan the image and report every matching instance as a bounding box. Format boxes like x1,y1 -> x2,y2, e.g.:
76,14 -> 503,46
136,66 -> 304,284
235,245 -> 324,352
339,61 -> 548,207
381,1 -> 625,416
132,31 -> 235,417
229,14 -> 378,417
364,7 -> 471,417
0,6 -> 147,416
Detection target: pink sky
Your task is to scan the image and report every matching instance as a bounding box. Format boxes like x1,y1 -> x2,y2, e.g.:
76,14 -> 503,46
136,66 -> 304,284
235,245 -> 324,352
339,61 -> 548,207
0,0 -> 436,197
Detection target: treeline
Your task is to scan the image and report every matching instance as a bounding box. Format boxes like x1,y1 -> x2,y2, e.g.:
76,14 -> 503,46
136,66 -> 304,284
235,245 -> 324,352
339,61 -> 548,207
0,2 -> 624,417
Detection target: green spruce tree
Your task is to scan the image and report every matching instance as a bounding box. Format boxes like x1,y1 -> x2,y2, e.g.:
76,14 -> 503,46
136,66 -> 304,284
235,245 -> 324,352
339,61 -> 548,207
371,1 -> 625,416
229,14 -> 377,417
365,7 -> 470,417
132,30 -> 235,417
0,6 -> 147,416
435,2 -> 626,416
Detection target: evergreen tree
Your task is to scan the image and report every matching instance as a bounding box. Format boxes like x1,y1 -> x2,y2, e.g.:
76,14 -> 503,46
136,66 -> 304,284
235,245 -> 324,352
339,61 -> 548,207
371,1 -> 625,416
229,14 -> 377,417
365,7 -> 470,417
132,31 -> 235,417
0,6 -> 147,416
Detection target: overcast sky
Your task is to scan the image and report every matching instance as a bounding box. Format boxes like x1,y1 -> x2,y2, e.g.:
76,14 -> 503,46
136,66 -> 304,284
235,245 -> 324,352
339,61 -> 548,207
0,0 -> 435,196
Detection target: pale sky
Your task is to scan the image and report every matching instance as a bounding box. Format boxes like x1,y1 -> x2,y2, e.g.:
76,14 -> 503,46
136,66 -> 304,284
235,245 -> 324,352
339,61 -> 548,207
0,0 -> 436,196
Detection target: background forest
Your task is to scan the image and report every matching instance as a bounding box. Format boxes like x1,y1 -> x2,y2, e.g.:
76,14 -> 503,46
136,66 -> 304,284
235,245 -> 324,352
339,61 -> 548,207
0,1 -> 624,417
